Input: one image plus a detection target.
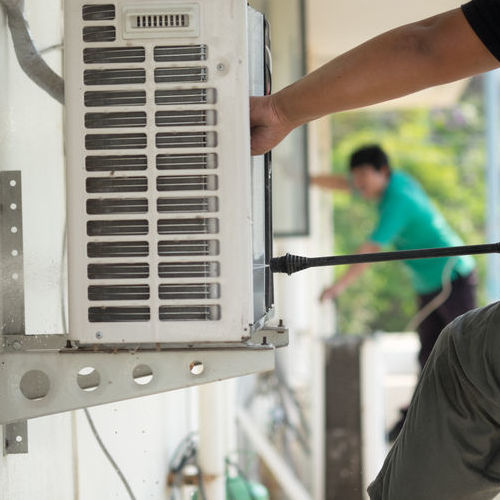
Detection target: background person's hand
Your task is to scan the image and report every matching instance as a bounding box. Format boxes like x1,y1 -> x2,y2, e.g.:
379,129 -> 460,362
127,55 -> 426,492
320,283 -> 345,302
250,95 -> 294,156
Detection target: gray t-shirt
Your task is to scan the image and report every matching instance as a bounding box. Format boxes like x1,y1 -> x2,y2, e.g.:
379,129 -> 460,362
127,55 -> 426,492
368,302 -> 500,499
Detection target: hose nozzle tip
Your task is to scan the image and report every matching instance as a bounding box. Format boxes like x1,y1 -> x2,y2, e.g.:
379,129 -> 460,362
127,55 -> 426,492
270,253 -> 309,275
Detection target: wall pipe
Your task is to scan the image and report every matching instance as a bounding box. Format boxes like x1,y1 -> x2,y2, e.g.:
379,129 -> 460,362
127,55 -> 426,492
0,0 -> 64,104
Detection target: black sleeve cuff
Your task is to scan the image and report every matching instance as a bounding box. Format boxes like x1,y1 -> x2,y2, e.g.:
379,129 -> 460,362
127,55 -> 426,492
462,0 -> 500,61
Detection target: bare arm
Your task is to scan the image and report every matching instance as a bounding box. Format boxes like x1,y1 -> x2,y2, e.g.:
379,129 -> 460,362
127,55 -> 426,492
310,174 -> 350,191
251,8 -> 499,155
320,242 -> 381,302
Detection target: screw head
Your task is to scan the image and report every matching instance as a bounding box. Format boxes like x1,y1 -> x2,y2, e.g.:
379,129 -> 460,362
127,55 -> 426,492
216,63 -> 225,71
95,331 -> 103,340
12,341 -> 22,351
189,361 -> 204,376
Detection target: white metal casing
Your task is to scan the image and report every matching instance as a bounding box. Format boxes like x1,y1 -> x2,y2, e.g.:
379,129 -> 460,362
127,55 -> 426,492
64,0 -> 259,343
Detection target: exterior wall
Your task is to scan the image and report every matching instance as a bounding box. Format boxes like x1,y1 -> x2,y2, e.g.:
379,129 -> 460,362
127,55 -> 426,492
0,1 -> 335,499
0,3 -> 195,499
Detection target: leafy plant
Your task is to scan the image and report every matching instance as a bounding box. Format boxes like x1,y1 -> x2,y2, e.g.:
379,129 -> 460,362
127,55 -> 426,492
329,77 -> 487,334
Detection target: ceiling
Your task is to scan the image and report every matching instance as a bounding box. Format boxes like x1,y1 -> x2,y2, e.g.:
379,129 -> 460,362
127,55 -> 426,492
305,0 -> 470,108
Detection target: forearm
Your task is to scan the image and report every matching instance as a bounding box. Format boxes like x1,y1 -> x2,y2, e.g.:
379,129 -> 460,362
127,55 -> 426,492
334,262 -> 371,294
310,174 -> 350,191
273,9 -> 499,128
333,242 -> 380,292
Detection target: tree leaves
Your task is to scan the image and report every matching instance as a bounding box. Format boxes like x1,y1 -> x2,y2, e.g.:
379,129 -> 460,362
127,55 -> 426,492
330,77 -> 486,334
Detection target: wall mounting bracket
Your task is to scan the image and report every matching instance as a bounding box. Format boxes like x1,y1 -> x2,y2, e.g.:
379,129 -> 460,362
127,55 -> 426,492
0,171 -> 288,434
0,337 -> 284,425
1,170 -> 28,453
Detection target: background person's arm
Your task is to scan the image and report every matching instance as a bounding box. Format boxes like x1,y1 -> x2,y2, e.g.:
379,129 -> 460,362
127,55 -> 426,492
251,8 -> 499,155
310,174 -> 350,191
320,241 -> 381,302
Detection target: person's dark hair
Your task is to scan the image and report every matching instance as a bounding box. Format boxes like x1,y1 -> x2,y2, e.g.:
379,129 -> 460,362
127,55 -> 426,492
349,145 -> 390,172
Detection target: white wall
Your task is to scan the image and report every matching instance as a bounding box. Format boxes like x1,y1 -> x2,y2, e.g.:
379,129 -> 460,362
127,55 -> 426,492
0,2 -> 336,499
0,0 -> 66,335
0,3 -> 197,499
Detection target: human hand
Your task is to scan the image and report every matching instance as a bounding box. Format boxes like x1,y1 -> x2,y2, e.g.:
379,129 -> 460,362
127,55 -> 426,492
250,95 -> 294,155
320,283 -> 344,302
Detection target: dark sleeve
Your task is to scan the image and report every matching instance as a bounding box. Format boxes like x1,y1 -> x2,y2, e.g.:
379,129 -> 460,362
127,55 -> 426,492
368,302 -> 500,499
461,0 -> 500,61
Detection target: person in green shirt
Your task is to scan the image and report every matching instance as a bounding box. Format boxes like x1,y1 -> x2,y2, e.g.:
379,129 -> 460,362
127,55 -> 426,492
312,144 -> 477,440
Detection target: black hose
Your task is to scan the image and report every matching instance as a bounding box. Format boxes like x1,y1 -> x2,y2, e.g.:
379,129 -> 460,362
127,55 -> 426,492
270,242 -> 500,275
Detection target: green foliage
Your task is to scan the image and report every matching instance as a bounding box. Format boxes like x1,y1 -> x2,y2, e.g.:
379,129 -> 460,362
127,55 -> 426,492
330,78 -> 487,334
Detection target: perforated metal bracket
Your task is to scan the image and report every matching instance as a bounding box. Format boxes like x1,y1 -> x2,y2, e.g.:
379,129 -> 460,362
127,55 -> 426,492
1,171 -> 28,454
2,334 -> 68,352
3,420 -> 28,454
0,325 -> 286,426
1,171 -> 25,335
0,344 -> 276,425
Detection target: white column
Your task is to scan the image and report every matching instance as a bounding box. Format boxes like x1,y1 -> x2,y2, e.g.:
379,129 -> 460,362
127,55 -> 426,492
198,382 -> 226,500
484,70 -> 500,301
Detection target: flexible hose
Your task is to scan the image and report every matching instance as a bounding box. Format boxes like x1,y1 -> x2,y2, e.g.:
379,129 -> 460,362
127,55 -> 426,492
404,257 -> 456,332
0,0 -> 64,104
270,242 -> 500,275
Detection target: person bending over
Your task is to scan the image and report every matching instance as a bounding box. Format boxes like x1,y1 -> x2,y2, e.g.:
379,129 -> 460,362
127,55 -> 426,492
313,144 -> 477,441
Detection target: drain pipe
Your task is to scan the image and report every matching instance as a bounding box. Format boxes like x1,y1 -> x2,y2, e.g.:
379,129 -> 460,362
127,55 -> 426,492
0,0 -> 64,104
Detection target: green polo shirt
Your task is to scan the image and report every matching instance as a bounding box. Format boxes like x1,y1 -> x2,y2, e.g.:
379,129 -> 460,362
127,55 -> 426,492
369,171 -> 475,294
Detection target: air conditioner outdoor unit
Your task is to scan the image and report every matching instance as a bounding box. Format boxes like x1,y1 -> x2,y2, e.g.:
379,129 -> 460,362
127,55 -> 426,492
64,0 -> 273,345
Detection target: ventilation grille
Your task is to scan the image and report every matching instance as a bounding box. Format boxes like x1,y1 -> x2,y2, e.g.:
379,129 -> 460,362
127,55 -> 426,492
156,154 -> 217,170
85,133 -> 147,150
157,197 -> 218,213
159,305 -> 220,321
156,132 -> 217,149
155,67 -> 207,83
89,306 -> 150,322
87,198 -> 148,214
89,285 -> 150,301
83,26 -> 116,42
158,240 -> 219,257
156,110 -> 216,127
134,14 -> 189,28
83,4 -> 115,21
155,89 -> 216,105
86,155 -> 147,172
88,263 -> 149,280
154,45 -> 207,62
83,47 -> 146,64
157,175 -> 217,192
82,8 -> 220,325
87,219 -> 148,236
86,176 -> 148,193
84,69 -> 146,86
85,112 -> 147,129
159,262 -> 219,279
159,283 -> 219,300
87,241 -> 149,258
84,91 -> 146,107
158,218 -> 219,235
